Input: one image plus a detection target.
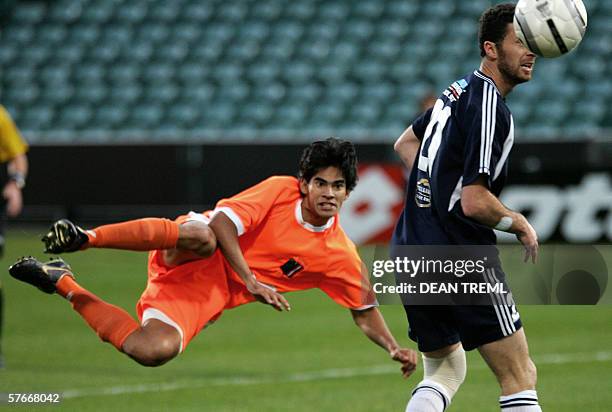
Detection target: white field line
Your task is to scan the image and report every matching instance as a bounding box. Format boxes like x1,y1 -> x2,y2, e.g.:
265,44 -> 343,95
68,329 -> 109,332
62,350 -> 612,399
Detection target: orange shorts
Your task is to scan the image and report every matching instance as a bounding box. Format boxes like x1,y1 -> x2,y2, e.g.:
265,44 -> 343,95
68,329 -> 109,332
136,248 -> 256,353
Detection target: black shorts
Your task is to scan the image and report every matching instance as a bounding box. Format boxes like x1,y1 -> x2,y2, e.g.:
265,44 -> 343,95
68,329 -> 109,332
403,267 -> 522,352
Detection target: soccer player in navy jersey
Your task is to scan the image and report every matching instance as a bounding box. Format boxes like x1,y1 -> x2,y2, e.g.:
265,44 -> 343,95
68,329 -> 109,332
393,4 -> 542,412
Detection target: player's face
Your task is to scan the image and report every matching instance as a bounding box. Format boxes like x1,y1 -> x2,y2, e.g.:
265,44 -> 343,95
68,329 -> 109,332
497,24 -> 537,85
300,166 -> 349,225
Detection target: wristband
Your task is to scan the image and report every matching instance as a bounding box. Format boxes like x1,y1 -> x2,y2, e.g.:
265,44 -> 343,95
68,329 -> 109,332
494,216 -> 513,232
9,172 -> 26,189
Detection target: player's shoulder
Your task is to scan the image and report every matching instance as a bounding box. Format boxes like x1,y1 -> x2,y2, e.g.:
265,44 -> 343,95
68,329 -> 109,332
458,71 -> 509,113
263,175 -> 299,186
260,175 -> 300,194
461,71 -> 490,103
251,176 -> 301,206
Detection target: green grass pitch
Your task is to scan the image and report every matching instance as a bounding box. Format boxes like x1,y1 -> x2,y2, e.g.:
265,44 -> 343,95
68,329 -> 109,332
1,229 -> 611,411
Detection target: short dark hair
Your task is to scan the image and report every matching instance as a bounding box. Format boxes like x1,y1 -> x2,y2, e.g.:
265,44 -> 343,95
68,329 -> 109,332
298,137 -> 358,192
478,3 -> 516,57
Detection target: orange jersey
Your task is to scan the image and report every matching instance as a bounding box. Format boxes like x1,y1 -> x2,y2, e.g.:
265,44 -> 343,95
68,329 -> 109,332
140,176 -> 376,350
211,175 -> 376,310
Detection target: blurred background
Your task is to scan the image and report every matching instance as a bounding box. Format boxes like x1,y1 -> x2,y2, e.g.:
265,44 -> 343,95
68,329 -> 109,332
0,0 -> 610,246
2,0 -> 612,139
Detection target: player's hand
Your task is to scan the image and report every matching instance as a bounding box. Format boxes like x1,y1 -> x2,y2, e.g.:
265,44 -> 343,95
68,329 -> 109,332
516,215 -> 538,264
390,347 -> 418,378
246,279 -> 291,312
2,181 -> 23,217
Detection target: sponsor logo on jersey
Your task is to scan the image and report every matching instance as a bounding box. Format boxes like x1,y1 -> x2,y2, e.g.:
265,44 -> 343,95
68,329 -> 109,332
443,79 -> 468,102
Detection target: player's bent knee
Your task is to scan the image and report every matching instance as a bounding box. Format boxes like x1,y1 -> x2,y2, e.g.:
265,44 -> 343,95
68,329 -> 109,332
177,221 -> 217,257
195,225 -> 216,257
126,337 -> 180,367
122,324 -> 181,367
145,338 -> 179,367
418,345 -> 467,401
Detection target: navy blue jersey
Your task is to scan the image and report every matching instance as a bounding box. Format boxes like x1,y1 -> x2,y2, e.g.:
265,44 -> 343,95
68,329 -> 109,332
393,70 -> 515,245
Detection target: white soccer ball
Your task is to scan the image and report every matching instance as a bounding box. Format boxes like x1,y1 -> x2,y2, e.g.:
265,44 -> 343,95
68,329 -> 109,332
514,0 -> 587,58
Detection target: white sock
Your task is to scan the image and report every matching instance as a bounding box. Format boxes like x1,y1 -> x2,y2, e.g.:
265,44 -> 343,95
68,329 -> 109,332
499,390 -> 542,411
406,382 -> 449,412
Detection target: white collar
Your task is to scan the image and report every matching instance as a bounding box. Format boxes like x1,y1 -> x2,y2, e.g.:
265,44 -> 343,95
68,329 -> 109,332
474,70 -> 501,95
295,199 -> 335,232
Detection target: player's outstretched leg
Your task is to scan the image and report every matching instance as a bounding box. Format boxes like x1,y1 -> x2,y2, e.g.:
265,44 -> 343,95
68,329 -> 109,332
8,257 -> 180,367
42,218 -> 216,260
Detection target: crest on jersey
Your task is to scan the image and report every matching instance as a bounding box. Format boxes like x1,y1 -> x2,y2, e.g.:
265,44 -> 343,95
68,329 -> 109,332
281,258 -> 304,278
415,178 -> 432,208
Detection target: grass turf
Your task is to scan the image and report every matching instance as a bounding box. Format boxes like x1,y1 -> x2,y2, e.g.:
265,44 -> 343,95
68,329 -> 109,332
1,229 -> 611,411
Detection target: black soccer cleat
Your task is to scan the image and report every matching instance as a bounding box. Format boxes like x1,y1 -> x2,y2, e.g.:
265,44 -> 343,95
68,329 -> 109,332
8,257 -> 74,294
42,219 -> 89,254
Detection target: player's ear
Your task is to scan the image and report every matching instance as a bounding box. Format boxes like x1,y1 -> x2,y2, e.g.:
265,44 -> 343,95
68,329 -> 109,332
298,177 -> 309,196
483,40 -> 498,59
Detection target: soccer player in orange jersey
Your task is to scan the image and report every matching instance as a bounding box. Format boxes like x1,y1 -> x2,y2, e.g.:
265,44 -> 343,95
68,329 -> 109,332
10,138 -> 417,376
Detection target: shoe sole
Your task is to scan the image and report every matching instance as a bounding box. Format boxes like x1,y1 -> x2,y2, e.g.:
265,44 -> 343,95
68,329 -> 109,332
9,258 -> 71,294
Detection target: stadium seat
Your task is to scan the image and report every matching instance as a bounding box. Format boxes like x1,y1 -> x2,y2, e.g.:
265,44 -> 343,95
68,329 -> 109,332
20,105 -> 55,130
109,85 -> 141,104
92,104 -> 129,128
201,102 -> 235,127
182,84 -> 215,104
75,84 -> 107,104
319,2 -> 350,20
57,104 -> 93,129
11,2 -> 45,24
167,103 -> 200,128
386,1 -> 418,19
282,1 -> 314,19
116,3 -> 147,23
3,26 -> 35,44
273,104 -> 308,127
48,1 -> 84,23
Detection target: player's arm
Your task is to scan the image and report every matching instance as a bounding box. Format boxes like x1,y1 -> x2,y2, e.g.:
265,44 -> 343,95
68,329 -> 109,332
350,307 -> 417,378
394,107 -> 432,169
462,176 -> 538,263
394,126 -> 420,170
208,212 -> 291,311
3,153 -> 28,217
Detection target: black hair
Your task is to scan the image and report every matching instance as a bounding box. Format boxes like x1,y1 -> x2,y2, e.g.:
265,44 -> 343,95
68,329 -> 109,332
298,137 -> 358,192
478,3 -> 516,57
